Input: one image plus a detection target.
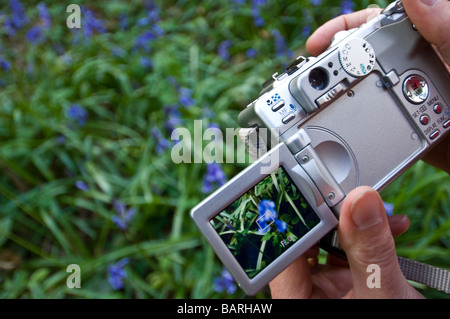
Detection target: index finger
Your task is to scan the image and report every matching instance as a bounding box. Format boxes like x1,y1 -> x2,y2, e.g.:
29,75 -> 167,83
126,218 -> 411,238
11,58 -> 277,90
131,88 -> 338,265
306,8 -> 383,57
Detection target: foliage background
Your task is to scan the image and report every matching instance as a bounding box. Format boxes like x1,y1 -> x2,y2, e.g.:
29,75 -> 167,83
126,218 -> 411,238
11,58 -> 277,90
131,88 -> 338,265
0,0 -> 449,298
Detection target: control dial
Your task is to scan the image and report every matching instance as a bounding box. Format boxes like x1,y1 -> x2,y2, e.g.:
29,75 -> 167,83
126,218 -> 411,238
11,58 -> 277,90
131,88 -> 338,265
338,38 -> 376,78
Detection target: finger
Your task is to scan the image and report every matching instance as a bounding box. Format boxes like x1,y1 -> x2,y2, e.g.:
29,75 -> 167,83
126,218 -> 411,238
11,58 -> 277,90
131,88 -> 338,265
402,0 -> 450,64
306,8 -> 382,56
269,255 -> 313,299
338,186 -> 423,298
387,214 -> 410,237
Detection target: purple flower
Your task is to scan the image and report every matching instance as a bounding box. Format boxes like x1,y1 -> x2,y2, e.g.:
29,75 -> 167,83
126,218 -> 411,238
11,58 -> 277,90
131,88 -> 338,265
302,25 -> 312,38
152,128 -> 172,154
214,269 -> 237,295
178,87 -> 196,108
0,58 -> 11,71
272,29 -> 294,59
311,0 -> 322,5
251,0 -> 266,27
133,31 -> 156,53
83,9 -> 106,38
341,0 -> 355,14
383,201 -> 394,216
163,105 -> 182,133
202,163 -> 227,194
5,0 -> 29,36
75,180 -> 89,192
218,40 -> 232,61
37,2 -> 51,29
112,199 -> 136,230
67,104 -> 88,127
139,56 -> 153,70
108,258 -> 129,290
26,26 -> 44,44
246,48 -> 257,58
257,199 -> 286,233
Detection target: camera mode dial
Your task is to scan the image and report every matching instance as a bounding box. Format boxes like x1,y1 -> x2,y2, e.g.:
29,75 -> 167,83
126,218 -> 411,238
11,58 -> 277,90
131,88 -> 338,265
338,38 -> 376,78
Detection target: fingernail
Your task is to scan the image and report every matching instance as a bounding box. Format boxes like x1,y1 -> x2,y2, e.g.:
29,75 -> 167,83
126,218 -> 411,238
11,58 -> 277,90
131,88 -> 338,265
421,0 -> 438,7
350,189 -> 383,230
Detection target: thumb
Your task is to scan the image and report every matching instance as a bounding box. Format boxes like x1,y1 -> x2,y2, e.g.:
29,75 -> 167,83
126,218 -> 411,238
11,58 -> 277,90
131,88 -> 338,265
402,0 -> 450,64
338,186 -> 422,298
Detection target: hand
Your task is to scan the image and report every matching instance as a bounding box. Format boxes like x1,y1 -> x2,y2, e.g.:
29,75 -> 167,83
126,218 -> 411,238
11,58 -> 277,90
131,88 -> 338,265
269,186 -> 424,299
306,0 -> 450,175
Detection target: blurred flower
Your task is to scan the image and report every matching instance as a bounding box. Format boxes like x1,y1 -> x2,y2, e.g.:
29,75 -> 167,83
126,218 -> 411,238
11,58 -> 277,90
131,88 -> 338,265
134,31 -> 156,53
202,163 -> 227,194
178,87 -> 196,108
67,104 -> 88,127
139,56 -> 153,70
0,58 -> 11,71
251,0 -> 266,27
5,0 -> 29,36
246,48 -> 257,58
83,9 -> 106,38
119,14 -> 129,30
302,25 -> 312,38
26,26 -> 44,44
108,258 -> 129,290
341,0 -> 355,14
271,29 -> 294,59
218,40 -> 232,61
163,105 -> 182,134
214,269 -> 237,295
75,180 -> 90,192
311,0 -> 322,5
112,199 -> 136,230
152,128 -> 172,154
257,199 -> 286,233
37,2 -> 51,29
383,201 -> 394,216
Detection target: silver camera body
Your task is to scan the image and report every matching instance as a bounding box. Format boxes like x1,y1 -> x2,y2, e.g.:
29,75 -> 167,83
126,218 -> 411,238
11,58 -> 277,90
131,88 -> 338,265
191,1 -> 450,295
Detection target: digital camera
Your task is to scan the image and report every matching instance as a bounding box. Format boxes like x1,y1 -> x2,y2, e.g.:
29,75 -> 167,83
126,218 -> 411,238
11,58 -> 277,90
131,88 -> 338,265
191,0 -> 450,295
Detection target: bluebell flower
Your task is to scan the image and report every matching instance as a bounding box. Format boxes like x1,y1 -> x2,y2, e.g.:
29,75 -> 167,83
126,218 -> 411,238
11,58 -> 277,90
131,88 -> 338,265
202,163 -> 227,194
163,105 -> 182,134
75,180 -> 90,192
302,25 -> 312,38
133,31 -> 156,53
119,14 -> 129,30
214,269 -> 237,295
218,40 -> 232,61
251,0 -> 265,27
83,9 -> 106,38
152,128 -> 172,154
26,26 -> 44,44
5,0 -> 29,36
246,48 -> 257,59
67,104 -> 88,127
383,201 -> 394,216
178,87 -> 196,108
112,199 -> 136,230
37,2 -> 51,29
0,58 -> 11,71
257,199 -> 286,233
341,0 -> 355,14
272,29 -> 294,59
145,1 -> 161,24
311,0 -> 322,5
139,56 -> 153,70
108,258 -> 129,290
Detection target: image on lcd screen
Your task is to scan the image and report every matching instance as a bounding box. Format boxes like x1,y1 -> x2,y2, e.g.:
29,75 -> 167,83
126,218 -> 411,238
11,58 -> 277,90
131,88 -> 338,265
210,166 -> 320,279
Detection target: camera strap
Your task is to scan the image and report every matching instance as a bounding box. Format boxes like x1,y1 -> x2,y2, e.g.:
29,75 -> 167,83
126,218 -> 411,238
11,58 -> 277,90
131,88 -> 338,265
323,230 -> 450,294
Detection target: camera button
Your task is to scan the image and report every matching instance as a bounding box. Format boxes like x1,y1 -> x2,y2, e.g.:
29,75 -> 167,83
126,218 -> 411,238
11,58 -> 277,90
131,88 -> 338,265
271,100 -> 285,112
420,115 -> 430,125
403,75 -> 429,104
429,130 -> 440,140
282,113 -> 296,124
433,104 -> 443,114
444,120 -> 450,129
